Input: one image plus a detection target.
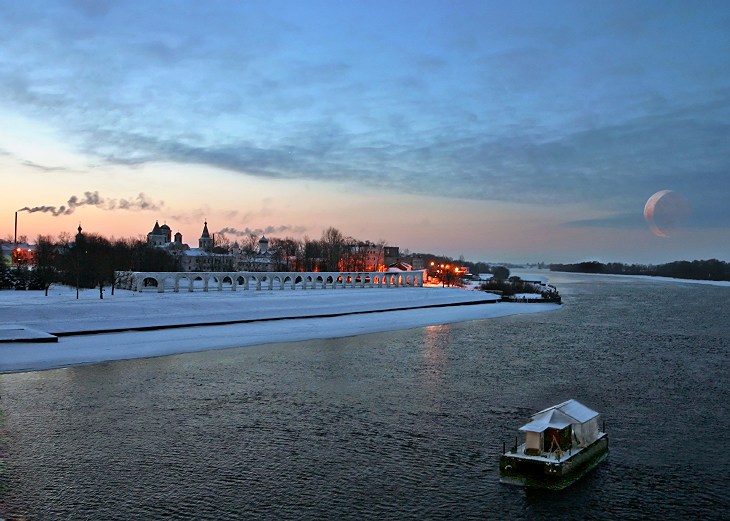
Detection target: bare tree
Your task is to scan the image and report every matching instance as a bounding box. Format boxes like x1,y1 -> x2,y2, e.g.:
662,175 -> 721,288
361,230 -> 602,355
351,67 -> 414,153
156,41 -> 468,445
302,237 -> 322,272
374,240 -> 386,271
270,237 -> 302,271
33,235 -> 58,296
321,227 -> 344,271
492,266 -> 510,281
214,233 -> 232,254
243,233 -> 260,253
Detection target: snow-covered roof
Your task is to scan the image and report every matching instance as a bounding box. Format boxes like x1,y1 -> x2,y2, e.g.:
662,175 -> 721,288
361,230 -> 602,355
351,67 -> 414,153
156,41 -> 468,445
519,409 -> 574,432
387,262 -> 412,271
548,399 -> 599,423
520,399 -> 599,432
183,248 -> 210,257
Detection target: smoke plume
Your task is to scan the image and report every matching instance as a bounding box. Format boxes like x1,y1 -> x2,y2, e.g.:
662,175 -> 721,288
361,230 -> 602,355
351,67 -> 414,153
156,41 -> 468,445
217,225 -> 306,237
18,191 -> 163,216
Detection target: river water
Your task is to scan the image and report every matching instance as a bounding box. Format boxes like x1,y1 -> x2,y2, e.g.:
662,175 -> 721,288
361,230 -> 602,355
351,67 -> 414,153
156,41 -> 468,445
1,273 -> 728,520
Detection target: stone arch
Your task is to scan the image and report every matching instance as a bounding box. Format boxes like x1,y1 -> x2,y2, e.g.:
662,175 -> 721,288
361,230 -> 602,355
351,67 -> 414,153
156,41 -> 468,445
176,274 -> 194,292
200,275 -> 212,292
272,275 -> 283,290
141,276 -> 159,291
159,275 -> 176,293
260,275 -> 272,290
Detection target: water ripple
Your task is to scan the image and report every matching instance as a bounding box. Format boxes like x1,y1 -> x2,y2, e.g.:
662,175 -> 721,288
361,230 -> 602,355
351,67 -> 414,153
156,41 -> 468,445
1,277 -> 728,519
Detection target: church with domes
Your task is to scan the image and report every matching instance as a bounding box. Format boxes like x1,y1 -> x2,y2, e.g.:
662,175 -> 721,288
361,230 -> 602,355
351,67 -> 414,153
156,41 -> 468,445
145,220 -> 273,272
146,221 -> 173,247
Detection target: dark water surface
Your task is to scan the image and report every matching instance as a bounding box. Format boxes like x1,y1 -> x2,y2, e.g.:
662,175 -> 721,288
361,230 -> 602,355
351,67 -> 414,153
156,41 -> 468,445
1,273 -> 728,520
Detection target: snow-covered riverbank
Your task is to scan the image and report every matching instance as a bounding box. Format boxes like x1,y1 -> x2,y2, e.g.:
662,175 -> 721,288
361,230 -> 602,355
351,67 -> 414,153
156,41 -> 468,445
0,286 -> 561,373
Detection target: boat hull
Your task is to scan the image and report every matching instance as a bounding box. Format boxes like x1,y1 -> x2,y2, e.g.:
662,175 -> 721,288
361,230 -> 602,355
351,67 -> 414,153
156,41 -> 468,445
499,435 -> 608,490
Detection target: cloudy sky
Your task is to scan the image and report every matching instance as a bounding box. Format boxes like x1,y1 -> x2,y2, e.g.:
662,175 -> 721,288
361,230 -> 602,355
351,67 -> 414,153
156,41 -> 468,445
1,0 -> 728,264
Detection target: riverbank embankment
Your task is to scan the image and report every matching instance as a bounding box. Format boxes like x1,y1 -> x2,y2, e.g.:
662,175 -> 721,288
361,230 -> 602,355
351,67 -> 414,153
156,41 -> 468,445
0,286 -> 560,373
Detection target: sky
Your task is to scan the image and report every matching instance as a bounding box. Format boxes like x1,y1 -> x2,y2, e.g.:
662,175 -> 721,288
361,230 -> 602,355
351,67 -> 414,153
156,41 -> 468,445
1,0 -> 728,264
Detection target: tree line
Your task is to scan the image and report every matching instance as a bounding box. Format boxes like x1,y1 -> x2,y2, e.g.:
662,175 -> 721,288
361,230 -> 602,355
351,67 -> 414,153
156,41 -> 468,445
549,259 -> 730,281
205,227 -> 390,273
1,233 -> 180,296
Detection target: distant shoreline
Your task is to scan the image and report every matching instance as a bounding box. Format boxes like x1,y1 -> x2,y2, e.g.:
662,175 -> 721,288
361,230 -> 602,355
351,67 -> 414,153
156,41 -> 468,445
549,259 -> 730,284
547,270 -> 730,287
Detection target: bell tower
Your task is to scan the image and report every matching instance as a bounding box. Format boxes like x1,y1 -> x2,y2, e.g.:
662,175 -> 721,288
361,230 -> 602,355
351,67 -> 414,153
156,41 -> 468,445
199,221 -> 213,252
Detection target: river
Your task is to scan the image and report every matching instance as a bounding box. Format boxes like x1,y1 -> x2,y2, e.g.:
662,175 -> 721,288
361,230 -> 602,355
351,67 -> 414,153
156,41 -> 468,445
1,272 -> 728,519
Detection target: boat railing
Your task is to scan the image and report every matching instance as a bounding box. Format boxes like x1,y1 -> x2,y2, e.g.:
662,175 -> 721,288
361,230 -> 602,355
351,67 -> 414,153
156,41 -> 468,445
503,442 -> 577,461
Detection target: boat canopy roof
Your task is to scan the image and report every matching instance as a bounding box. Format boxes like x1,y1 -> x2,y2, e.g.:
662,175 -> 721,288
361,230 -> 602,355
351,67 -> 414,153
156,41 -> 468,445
519,409 -> 574,432
519,399 -> 599,433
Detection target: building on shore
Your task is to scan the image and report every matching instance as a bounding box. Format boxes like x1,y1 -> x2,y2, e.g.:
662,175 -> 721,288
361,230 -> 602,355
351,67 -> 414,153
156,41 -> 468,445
144,221 -> 402,274
1,241 -> 35,267
146,221 -> 172,247
383,246 -> 399,267
236,236 -> 275,272
146,220 -> 275,272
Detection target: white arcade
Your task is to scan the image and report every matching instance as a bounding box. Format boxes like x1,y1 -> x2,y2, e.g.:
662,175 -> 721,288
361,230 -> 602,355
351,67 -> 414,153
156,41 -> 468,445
120,270 -> 424,293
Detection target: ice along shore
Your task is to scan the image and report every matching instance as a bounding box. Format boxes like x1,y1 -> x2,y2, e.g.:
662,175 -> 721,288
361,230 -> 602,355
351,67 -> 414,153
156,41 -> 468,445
0,286 -> 561,374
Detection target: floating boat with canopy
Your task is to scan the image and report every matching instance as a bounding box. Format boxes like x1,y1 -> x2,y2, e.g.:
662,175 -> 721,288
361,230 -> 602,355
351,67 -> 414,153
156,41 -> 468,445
499,399 -> 608,489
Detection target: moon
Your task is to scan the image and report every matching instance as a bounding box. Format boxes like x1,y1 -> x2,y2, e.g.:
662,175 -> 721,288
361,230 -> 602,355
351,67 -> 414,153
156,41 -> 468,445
644,190 -> 691,238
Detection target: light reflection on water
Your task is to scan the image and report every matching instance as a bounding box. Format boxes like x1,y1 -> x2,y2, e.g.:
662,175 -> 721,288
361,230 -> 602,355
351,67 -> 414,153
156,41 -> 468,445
0,274 -> 728,520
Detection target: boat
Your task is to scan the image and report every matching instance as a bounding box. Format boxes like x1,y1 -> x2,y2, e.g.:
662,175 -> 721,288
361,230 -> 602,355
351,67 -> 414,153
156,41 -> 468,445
499,399 -> 608,490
